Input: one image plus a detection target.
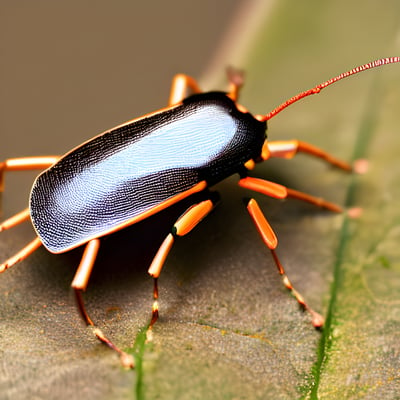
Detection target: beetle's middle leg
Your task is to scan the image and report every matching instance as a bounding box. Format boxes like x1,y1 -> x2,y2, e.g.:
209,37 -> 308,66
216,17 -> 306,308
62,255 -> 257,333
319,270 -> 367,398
168,74 -> 202,106
71,238 -> 134,369
168,67 -> 245,106
146,198 -> 216,334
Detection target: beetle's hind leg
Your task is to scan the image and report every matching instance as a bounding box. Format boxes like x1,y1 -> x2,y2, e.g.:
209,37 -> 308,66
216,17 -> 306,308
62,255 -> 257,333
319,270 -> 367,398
0,157 -> 60,230
0,208 -> 31,231
71,239 -> 134,369
146,197 -> 216,337
0,207 -> 42,273
0,236 -> 42,273
0,156 -> 60,272
0,207 -> 43,273
0,156 -> 59,192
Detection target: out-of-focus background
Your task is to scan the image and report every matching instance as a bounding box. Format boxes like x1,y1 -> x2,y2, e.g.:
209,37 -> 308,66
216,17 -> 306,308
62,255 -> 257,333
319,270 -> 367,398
1,0 -> 245,167
1,1 -> 400,399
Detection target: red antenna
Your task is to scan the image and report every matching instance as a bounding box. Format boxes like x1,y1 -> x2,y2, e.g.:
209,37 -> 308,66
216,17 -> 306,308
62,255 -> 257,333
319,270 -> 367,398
260,57 -> 400,121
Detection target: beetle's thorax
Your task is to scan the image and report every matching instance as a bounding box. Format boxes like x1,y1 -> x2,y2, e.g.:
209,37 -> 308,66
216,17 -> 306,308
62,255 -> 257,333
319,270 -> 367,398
181,91 -> 267,183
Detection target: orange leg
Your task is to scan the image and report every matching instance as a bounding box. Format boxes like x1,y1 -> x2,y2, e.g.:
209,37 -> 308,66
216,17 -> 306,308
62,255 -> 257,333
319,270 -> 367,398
71,239 -> 134,369
238,176 -> 342,213
0,208 -> 31,231
0,237 -> 42,273
0,156 -> 59,191
168,74 -> 202,106
226,66 -> 245,102
147,199 -> 215,332
246,198 -> 324,328
263,140 -> 352,171
168,67 -> 244,106
0,156 -> 60,271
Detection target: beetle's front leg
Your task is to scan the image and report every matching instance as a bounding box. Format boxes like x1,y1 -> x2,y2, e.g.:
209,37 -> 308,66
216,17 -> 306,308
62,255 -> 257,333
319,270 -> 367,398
226,66 -> 245,102
263,140 -> 353,172
245,198 -> 324,328
238,176 -> 342,213
146,197 -> 216,337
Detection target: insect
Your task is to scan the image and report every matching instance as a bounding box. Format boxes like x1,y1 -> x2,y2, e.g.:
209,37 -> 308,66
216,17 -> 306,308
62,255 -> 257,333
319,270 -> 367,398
1,57 -> 399,368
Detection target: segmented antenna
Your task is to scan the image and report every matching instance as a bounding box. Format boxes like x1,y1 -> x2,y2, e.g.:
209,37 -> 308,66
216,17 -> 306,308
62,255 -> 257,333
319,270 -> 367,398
261,57 -> 400,121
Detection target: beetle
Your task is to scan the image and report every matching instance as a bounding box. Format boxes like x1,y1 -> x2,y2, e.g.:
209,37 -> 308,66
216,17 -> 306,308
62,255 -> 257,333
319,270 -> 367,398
1,57 -> 399,368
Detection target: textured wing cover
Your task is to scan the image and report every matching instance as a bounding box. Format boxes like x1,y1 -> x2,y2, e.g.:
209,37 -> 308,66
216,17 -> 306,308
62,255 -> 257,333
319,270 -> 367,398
30,93 -> 265,252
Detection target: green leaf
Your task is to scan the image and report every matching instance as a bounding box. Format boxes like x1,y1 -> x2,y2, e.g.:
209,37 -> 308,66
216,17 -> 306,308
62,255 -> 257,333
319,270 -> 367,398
1,1 -> 399,399
240,1 -> 400,399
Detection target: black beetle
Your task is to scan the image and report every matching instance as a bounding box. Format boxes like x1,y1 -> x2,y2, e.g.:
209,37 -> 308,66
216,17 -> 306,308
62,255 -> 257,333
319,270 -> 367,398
1,57 -> 399,368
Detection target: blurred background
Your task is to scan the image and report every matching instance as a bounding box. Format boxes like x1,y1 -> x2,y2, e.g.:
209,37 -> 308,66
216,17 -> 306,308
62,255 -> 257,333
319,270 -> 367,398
1,1 -> 248,156
1,0 -> 256,213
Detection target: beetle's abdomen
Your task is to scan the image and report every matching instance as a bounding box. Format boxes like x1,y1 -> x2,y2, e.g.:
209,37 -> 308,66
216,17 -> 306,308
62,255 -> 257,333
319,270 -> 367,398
30,93 -> 266,253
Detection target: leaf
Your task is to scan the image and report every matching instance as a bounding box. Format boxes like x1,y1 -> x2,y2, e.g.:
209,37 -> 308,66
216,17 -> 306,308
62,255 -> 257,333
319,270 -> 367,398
239,1 -> 400,399
1,1 -> 399,400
